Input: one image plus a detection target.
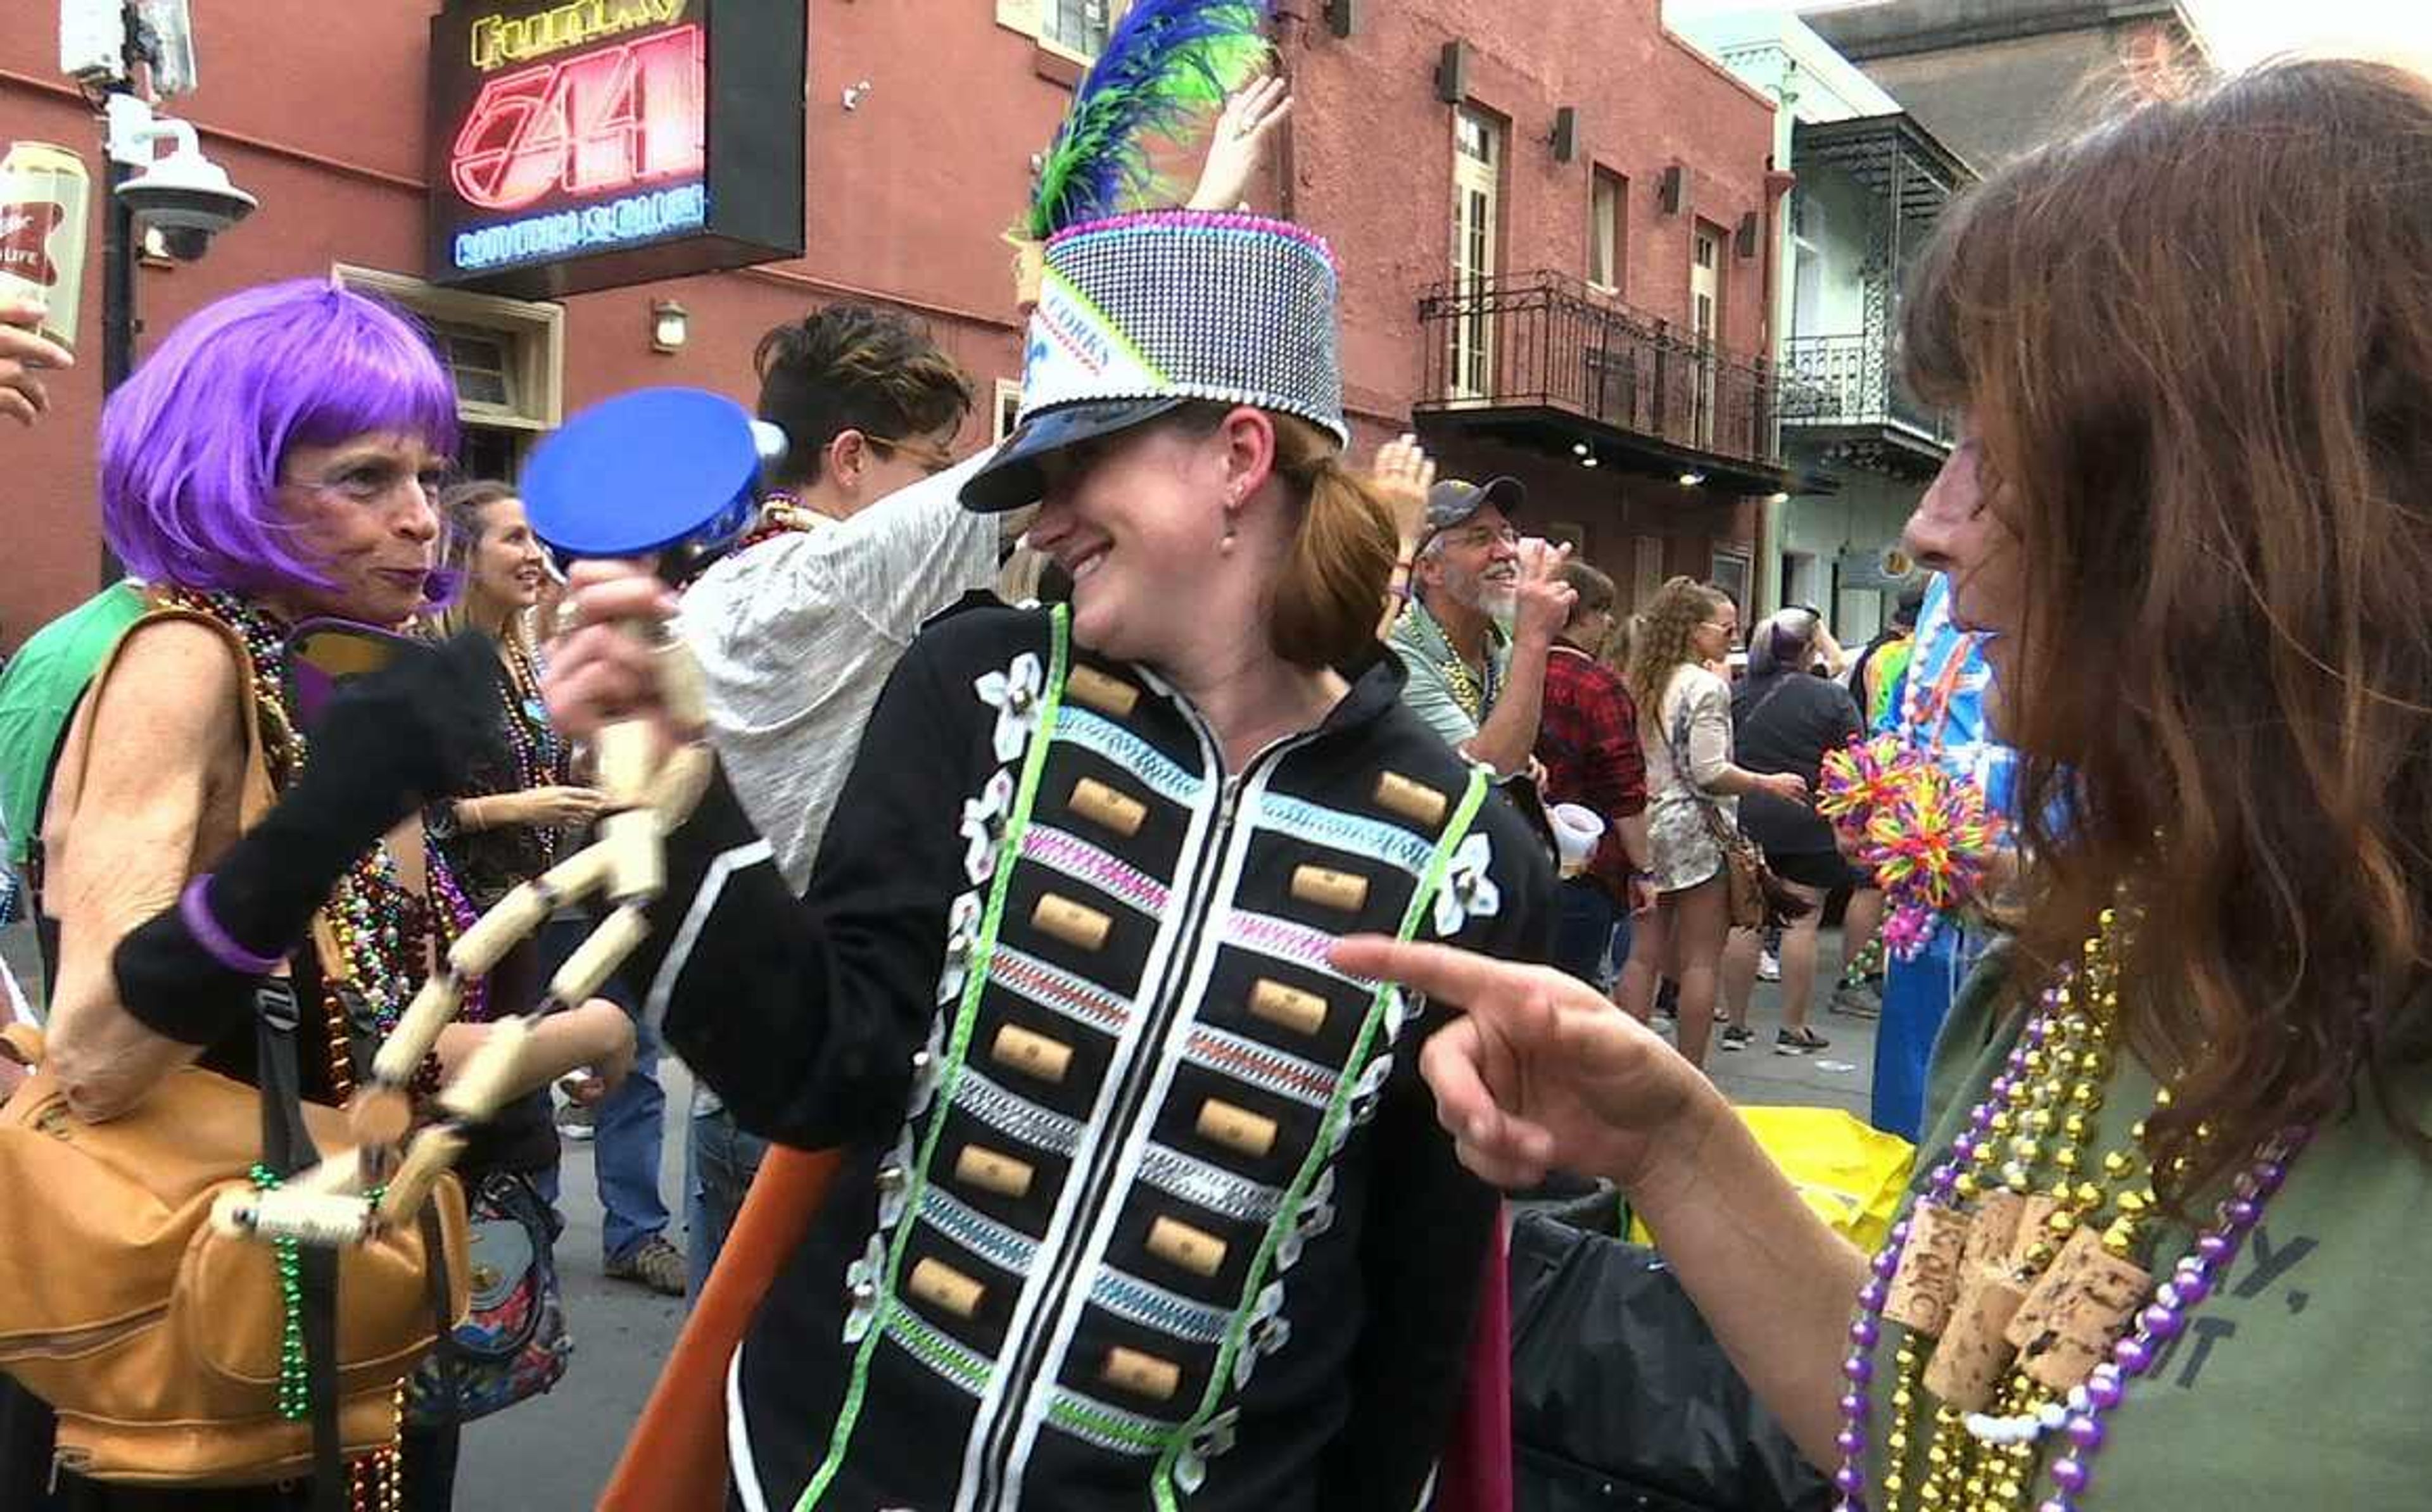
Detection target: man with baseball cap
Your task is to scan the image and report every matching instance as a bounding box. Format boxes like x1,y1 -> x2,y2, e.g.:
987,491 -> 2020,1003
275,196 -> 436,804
1386,473 -> 1576,778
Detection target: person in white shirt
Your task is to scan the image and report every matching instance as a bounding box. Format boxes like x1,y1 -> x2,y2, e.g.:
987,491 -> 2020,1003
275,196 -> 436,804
671,305 -> 1030,1291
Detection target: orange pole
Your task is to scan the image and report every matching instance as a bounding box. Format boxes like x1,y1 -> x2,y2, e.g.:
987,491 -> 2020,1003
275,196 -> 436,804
596,1144 -> 844,1512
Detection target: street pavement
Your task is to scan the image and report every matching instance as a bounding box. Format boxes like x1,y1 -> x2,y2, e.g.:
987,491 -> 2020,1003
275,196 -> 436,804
1,920 -> 1882,1509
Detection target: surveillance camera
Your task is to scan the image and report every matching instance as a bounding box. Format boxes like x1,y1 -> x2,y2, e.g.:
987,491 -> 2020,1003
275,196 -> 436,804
108,108 -> 256,255
118,149 -> 255,241
148,224 -> 215,262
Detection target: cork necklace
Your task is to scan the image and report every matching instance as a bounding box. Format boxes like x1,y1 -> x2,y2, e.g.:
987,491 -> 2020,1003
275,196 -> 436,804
1834,905 -> 2310,1512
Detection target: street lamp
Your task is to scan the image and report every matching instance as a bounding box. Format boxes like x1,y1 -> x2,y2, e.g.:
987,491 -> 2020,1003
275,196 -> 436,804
61,0 -> 256,583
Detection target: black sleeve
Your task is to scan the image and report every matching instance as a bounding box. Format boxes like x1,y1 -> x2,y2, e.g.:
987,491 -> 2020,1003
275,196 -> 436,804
1324,812 -> 1558,1510
631,633 -> 979,1150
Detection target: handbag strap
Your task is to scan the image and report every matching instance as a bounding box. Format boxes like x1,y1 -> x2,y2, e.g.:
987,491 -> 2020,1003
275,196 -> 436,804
255,983 -> 347,1512
420,1197 -> 464,1427
1655,673 -> 1739,846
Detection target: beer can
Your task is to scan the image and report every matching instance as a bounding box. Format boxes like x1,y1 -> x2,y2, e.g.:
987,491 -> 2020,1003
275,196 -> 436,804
0,141 -> 92,351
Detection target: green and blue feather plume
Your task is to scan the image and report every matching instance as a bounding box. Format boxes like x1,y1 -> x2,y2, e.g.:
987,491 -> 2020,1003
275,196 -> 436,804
1022,0 -> 1275,241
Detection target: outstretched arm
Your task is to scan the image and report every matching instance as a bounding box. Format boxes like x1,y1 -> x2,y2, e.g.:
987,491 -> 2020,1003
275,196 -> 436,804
1329,936 -> 1863,1470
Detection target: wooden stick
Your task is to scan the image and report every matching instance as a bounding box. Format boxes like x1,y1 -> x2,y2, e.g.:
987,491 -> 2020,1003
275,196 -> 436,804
600,809 -> 664,905
380,1126 -> 467,1224
374,973 -> 462,1088
445,883 -> 556,976
549,905 -> 653,1007
436,1016 -> 533,1124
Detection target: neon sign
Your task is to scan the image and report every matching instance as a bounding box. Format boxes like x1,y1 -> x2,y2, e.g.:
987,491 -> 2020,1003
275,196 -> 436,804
428,0 -> 802,296
471,0 -> 688,70
452,185 -> 706,271
448,24 -> 703,213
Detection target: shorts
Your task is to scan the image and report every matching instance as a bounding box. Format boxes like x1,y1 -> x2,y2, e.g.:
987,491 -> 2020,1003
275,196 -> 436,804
1766,848 -> 1870,893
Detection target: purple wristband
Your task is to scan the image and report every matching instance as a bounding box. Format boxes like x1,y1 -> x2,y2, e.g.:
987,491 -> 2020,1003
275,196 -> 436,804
178,874 -> 284,976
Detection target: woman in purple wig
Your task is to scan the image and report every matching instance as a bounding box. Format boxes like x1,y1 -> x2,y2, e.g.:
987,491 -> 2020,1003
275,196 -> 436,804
0,279 -> 626,1511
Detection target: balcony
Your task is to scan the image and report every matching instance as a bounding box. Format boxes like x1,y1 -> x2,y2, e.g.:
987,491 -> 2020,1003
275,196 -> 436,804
1414,271 -> 1792,496
1779,332 -> 1959,476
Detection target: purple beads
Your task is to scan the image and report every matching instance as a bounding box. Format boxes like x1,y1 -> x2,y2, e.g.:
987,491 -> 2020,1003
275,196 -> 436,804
2084,1368 -> 2124,1411
1823,969 -> 2312,1512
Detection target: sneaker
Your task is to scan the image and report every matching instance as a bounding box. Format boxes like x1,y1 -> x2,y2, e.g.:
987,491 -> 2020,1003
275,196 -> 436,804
1830,981 -> 1884,1019
1776,1026 -> 1830,1055
1756,949 -> 1782,983
556,1101 -> 596,1142
607,1233 -> 688,1296
1719,1024 -> 1756,1052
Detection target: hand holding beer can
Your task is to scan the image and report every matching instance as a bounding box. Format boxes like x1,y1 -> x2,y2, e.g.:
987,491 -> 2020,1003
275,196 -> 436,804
1,141 -> 93,351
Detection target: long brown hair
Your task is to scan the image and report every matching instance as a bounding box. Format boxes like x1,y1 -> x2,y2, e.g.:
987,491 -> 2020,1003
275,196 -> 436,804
1903,58 -> 2432,1200
1626,576 -> 1730,714
434,479 -> 530,650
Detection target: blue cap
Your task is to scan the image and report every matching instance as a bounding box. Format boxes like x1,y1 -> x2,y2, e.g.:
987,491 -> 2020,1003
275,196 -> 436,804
523,387 -> 763,557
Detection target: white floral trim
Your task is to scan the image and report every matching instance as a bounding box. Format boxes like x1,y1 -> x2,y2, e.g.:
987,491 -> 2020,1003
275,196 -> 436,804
975,652 -> 1046,764
842,1232 -> 889,1343
960,769 -> 1018,885
1174,1408 -> 1241,1495
1230,1281 -> 1294,1389
935,890 -> 987,1005
1431,832 -> 1501,936
1273,1168 -> 1338,1273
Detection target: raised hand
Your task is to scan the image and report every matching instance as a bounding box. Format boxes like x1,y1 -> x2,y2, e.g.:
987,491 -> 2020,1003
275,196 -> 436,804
1186,75 -> 1293,213
1369,432 -> 1434,550
543,559 -> 694,752
1512,537 -> 1578,646
0,298 -> 73,428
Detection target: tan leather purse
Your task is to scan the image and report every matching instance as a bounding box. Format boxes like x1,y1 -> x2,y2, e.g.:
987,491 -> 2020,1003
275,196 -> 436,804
0,1033 -> 469,1484
0,606 -> 469,1487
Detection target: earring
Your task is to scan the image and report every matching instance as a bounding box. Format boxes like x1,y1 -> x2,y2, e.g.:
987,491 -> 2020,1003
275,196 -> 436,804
1220,515 -> 1238,555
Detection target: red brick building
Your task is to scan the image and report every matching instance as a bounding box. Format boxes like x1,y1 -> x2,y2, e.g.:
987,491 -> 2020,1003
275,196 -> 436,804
0,0 -> 1782,647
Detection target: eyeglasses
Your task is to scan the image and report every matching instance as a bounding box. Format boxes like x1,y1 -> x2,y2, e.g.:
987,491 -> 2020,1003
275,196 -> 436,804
286,458 -> 456,507
866,433 -> 958,477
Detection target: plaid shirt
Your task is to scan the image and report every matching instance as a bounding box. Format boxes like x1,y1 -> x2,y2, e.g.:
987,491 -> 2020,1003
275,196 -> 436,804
1536,643 -> 1649,902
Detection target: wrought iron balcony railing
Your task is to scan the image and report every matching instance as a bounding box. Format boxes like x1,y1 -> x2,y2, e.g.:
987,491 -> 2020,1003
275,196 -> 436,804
1416,271 -> 1788,472
1779,333 -> 1958,448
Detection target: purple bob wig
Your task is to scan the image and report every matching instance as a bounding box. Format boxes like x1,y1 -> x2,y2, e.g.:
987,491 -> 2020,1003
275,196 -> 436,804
99,279 -> 460,596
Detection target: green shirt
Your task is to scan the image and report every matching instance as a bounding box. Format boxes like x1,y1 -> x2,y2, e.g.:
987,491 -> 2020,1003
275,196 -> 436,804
1386,595 -> 1512,753
0,581 -> 145,870
1864,954 -> 2432,1508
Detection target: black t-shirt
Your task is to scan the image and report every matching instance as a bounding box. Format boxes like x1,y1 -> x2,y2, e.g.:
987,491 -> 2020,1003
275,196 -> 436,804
1732,670 -> 1861,856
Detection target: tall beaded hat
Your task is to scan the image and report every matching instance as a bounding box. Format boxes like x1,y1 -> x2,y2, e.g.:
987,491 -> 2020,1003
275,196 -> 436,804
961,210 -> 1348,512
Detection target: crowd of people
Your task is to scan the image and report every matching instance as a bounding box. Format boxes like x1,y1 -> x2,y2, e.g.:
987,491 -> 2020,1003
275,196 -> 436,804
0,47 -> 2426,1512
